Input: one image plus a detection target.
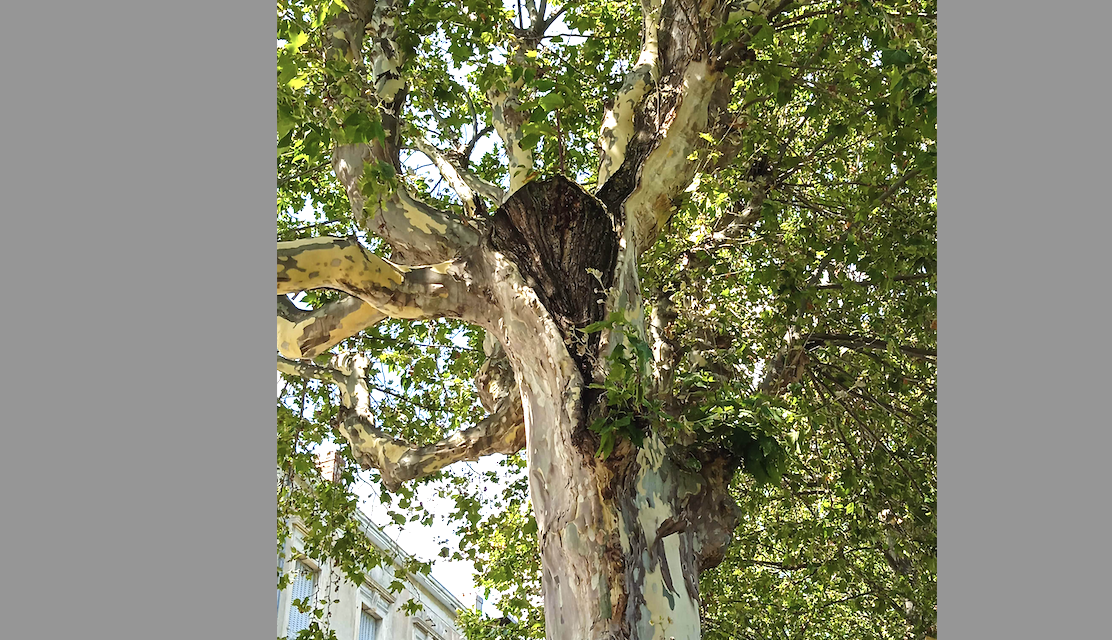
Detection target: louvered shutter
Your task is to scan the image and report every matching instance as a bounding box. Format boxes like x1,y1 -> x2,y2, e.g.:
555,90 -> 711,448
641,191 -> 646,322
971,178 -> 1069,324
286,561 -> 316,637
358,608 -> 377,640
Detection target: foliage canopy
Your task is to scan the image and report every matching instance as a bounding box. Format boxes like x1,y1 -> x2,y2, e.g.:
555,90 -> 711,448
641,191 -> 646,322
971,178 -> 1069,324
277,0 -> 935,638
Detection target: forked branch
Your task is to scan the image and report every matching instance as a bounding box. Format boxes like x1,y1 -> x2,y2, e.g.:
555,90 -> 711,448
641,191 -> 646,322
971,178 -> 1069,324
277,295 -> 386,360
278,353 -> 525,491
411,137 -> 506,215
326,0 -> 479,263
277,236 -> 480,323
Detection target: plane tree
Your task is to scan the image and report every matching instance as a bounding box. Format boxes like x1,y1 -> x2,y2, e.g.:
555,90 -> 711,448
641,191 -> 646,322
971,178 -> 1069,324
276,0 -> 936,638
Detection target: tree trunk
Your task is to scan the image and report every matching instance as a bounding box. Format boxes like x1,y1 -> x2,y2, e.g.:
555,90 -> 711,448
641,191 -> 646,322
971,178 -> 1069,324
481,178 -> 739,640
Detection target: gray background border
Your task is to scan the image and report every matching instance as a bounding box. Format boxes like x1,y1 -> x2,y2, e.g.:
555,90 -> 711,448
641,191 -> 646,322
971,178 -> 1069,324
2,0 -> 1107,638
3,1 -> 273,638
938,1 -> 1107,638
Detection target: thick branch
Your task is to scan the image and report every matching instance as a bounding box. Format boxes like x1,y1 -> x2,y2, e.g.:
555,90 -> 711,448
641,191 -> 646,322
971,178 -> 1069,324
623,59 -> 727,254
597,0 -> 662,186
333,144 -> 479,263
340,395 -> 525,492
648,291 -> 679,401
279,353 -> 525,492
324,0 -> 479,263
276,354 -> 338,383
758,328 -> 935,394
277,236 -> 478,323
805,333 -> 936,360
596,0 -> 798,256
277,295 -> 386,360
488,80 -> 534,196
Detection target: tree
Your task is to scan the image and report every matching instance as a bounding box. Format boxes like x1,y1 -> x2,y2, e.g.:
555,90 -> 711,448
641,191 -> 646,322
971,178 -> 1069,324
276,1 -> 936,639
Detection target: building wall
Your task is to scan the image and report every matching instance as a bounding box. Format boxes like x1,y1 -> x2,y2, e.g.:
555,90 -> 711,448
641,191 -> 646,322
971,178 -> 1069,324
277,453 -> 464,640
277,518 -> 464,640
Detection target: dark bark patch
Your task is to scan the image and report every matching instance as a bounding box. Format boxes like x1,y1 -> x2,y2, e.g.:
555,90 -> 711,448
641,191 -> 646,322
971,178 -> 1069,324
489,176 -> 619,377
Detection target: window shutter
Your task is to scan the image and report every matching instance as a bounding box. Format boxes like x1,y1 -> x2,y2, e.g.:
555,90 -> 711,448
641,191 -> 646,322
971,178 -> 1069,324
287,561 -> 316,637
359,608 -> 378,640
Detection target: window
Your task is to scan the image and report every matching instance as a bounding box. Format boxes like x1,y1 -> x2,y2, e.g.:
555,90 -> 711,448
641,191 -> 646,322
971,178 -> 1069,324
414,629 -> 427,640
358,607 -> 378,640
287,560 -> 318,638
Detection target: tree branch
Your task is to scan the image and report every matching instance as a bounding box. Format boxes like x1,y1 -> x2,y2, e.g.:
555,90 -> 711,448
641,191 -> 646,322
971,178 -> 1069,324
277,354 -> 338,383
278,161 -> 330,187
325,0 -> 479,264
624,60 -> 728,254
803,167 -> 922,289
279,353 -> 525,492
806,333 -> 935,360
597,0 -> 773,255
411,137 -> 505,215
596,0 -> 662,187
277,294 -> 386,360
460,124 -> 495,163
277,236 -> 481,323
488,79 -> 534,196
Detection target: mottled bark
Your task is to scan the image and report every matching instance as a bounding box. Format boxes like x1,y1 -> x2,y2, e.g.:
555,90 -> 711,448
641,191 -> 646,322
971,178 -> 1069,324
597,0 -> 663,186
277,294 -> 385,360
273,2 -> 795,638
278,175 -> 740,640
326,0 -> 478,264
276,236 -> 482,323
488,79 -> 534,196
470,179 -> 739,640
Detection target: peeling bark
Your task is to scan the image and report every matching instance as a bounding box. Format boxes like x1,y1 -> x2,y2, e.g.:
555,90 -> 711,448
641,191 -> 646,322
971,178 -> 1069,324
276,236 -> 480,323
332,143 -> 480,265
623,60 -> 728,255
277,294 -> 385,360
275,3 -> 776,638
278,176 -> 742,640
326,0 -> 479,264
471,179 -> 739,640
597,0 -> 663,186
488,81 -> 535,196
487,32 -> 539,197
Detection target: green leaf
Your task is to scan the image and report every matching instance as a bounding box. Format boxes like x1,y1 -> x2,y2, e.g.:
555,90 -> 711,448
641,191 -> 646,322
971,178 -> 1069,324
286,31 -> 309,50
626,424 -> 645,448
751,24 -> 774,49
581,319 -> 615,334
539,93 -> 565,110
880,49 -> 913,68
519,132 -> 541,150
596,431 -> 616,459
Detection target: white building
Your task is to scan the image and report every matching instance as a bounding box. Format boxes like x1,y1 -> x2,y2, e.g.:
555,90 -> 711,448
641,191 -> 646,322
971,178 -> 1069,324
278,452 -> 466,640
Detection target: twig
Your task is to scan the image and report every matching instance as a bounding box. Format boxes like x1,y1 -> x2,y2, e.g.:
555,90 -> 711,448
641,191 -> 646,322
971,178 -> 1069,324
278,161 -> 330,186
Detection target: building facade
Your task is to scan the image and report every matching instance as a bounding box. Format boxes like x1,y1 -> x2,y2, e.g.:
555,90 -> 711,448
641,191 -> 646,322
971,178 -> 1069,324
278,452 -> 466,640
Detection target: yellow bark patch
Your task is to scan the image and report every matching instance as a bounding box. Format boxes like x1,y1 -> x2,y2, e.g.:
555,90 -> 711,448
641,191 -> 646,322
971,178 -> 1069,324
399,201 -> 449,235
276,316 -> 304,359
